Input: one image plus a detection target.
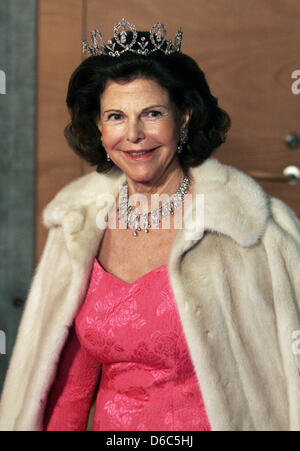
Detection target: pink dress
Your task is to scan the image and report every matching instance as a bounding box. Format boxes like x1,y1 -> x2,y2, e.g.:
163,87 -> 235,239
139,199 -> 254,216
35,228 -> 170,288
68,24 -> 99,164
43,257 -> 211,431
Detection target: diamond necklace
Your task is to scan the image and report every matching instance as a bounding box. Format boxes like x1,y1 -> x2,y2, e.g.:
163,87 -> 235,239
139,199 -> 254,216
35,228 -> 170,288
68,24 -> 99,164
117,175 -> 191,236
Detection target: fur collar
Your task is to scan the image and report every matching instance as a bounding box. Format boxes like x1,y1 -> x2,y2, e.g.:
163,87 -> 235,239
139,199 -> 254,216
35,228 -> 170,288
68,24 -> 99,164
42,157 -> 271,248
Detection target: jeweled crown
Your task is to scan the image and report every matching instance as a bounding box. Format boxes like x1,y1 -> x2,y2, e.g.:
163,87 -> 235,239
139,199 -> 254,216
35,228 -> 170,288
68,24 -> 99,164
81,18 -> 183,57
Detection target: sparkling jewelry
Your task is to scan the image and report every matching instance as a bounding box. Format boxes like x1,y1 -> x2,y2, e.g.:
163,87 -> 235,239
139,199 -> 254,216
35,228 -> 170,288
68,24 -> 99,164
117,175 -> 191,236
82,18 -> 183,58
177,127 -> 189,154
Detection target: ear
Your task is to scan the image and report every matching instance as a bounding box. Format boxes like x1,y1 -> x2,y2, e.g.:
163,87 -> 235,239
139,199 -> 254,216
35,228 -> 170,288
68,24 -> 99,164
180,108 -> 192,130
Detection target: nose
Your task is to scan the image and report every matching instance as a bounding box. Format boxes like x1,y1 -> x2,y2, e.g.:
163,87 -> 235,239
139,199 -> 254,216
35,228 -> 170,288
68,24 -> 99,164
126,118 -> 145,143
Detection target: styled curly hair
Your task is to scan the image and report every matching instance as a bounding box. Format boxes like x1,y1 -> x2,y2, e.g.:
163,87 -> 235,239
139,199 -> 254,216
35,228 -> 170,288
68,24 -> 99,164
64,30 -> 231,174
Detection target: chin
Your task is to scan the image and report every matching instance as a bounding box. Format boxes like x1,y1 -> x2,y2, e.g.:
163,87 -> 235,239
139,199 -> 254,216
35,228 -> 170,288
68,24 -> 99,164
128,172 -> 155,183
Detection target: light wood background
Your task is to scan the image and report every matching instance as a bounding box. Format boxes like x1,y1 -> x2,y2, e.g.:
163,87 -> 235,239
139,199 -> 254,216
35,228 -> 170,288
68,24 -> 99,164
36,0 -> 300,261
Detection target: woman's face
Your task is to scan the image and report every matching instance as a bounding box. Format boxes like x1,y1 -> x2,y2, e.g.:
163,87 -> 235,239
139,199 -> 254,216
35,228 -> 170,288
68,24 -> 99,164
98,77 -> 190,183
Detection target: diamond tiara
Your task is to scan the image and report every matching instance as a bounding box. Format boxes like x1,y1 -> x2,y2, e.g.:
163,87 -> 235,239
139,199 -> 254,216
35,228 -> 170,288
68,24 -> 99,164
81,18 -> 183,57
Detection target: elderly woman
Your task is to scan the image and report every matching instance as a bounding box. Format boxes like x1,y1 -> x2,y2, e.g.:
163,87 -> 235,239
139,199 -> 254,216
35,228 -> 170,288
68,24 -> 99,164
0,19 -> 300,432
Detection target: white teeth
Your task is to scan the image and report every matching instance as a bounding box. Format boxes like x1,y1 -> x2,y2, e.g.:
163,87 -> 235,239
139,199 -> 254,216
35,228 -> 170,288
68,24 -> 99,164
129,149 -> 153,156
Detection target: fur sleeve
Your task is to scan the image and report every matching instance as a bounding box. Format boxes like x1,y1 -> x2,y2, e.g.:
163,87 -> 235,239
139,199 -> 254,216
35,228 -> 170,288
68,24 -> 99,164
0,226 -> 72,430
270,196 -> 300,245
263,198 -> 300,430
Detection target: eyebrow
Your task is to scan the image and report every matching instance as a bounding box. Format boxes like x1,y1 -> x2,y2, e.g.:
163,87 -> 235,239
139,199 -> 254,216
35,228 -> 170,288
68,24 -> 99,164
103,104 -> 168,114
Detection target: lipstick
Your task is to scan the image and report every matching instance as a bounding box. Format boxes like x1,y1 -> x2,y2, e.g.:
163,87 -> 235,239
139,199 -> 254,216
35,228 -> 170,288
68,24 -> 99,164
123,147 -> 159,160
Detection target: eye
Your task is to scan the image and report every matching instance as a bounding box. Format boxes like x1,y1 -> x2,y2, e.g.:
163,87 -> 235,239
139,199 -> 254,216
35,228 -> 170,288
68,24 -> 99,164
146,110 -> 162,118
107,113 -> 122,121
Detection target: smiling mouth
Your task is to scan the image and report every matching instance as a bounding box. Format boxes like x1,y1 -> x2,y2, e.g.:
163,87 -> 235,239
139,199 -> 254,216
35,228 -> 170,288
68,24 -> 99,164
126,150 -> 153,156
123,147 -> 159,156
124,147 -> 157,156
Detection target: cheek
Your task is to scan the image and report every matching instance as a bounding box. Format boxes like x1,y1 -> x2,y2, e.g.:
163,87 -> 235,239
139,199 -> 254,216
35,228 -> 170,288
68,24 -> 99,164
148,122 -> 178,142
101,127 -> 123,146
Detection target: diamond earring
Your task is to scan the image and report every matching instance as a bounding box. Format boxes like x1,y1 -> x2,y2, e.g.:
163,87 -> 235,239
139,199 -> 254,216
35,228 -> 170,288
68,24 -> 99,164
177,127 -> 188,154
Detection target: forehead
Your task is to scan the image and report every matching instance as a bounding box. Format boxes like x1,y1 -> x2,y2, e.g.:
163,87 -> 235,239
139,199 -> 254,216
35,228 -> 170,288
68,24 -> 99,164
100,78 -> 170,105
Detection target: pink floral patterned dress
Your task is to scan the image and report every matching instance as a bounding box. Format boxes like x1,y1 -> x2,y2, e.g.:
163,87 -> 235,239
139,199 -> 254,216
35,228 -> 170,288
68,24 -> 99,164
43,257 -> 211,431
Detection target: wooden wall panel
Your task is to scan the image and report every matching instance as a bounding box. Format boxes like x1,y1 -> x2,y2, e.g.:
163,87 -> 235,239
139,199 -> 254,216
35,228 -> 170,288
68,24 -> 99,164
36,0 -> 84,260
84,0 -> 300,214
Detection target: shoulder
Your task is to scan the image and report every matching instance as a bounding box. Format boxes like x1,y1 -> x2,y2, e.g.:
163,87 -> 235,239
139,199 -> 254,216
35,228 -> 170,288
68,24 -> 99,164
42,167 -> 126,229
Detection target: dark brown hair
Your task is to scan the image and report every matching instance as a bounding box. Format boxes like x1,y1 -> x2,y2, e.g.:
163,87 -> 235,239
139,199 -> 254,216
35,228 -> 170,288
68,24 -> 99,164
64,31 -> 231,174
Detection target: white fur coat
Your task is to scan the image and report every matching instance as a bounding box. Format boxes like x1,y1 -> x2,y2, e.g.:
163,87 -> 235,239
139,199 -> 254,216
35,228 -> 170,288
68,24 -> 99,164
0,157 -> 299,431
